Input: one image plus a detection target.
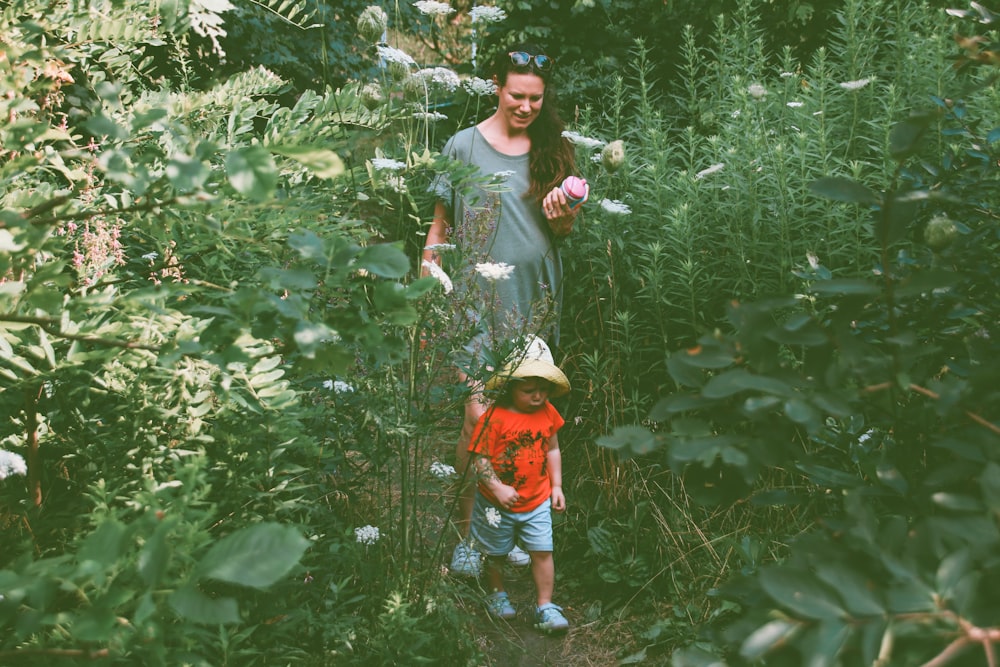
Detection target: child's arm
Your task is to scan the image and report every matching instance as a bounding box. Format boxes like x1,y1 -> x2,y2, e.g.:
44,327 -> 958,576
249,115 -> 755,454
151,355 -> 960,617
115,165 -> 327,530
473,454 -> 520,509
547,433 -> 565,512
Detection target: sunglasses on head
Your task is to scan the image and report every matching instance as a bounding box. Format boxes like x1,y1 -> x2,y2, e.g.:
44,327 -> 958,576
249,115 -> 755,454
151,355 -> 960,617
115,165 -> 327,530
508,51 -> 553,71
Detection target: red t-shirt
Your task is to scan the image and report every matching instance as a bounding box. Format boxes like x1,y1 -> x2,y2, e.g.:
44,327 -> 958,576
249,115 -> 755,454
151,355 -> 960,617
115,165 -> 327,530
468,402 -> 564,513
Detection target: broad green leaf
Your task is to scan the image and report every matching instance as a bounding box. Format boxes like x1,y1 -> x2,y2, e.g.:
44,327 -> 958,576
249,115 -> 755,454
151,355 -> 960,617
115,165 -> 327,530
759,568 -> 846,620
595,425 -> 661,459
889,115 -> 932,159
78,519 -> 126,569
587,526 -> 616,559
702,369 -> 795,399
795,463 -> 861,489
980,462 -> 1000,511
813,563 -> 884,617
170,585 -> 240,624
138,518 -> 175,587
783,397 -> 818,426
197,523 -> 309,589
271,145 -> 345,179
740,618 -> 800,660
0,230 -> 24,252
166,155 -> 209,192
358,244 -> 409,278
226,146 -> 277,201
809,177 -> 879,205
930,492 -> 982,512
809,279 -> 879,296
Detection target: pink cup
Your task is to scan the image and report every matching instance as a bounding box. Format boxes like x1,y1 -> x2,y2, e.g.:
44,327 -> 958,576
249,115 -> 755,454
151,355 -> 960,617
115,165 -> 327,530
561,176 -> 589,209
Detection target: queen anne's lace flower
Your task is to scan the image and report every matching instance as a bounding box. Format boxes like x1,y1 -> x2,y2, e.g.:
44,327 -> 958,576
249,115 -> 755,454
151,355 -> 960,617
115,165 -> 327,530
748,83 -> 767,99
412,67 -> 460,94
475,262 -> 515,281
839,78 -> 871,91
412,111 -> 448,122
324,379 -> 355,393
462,77 -> 496,96
422,260 -> 454,294
786,101 -> 804,108
0,450 -> 28,480
599,199 -> 631,215
355,525 -> 381,545
430,461 -> 457,478
371,158 -> 406,171
470,5 -> 506,23
377,45 -> 416,67
414,0 -> 454,15
561,130 -> 605,150
695,163 -> 725,179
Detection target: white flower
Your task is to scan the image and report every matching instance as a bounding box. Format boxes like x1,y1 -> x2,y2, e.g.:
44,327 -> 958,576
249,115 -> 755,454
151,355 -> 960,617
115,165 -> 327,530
355,525 -> 381,545
485,507 -> 502,528
430,461 -> 457,478
857,429 -> 874,444
474,262 -> 515,281
384,174 -> 407,193
840,78 -> 871,91
470,5 -> 506,23
422,259 -> 454,294
0,450 -> 27,480
377,45 -> 416,67
414,0 -> 454,15
491,170 -> 515,181
412,66 -> 460,93
424,243 -> 456,252
731,109 -> 742,119
371,158 -> 406,171
780,71 -> 795,78
599,199 -> 631,215
462,76 -> 496,96
786,101 -> 804,108
412,111 -> 448,122
324,379 -> 355,393
807,252 -> 820,270
748,83 -> 768,99
142,252 -> 159,261
561,130 -> 605,150
695,163 -> 725,179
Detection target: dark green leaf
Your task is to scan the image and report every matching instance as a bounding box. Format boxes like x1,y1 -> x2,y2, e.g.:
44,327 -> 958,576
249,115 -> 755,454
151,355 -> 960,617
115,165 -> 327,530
271,145 -> 345,179
740,619 -> 800,660
889,118 -> 930,159
78,520 -> 126,568
197,523 -> 309,589
170,585 -> 240,624
809,177 -> 879,205
226,146 -> 277,201
809,279 -> 879,296
166,155 -> 209,191
814,563 -> 884,617
702,369 -> 795,399
358,244 -> 409,278
759,568 -> 846,620
595,425 -> 661,459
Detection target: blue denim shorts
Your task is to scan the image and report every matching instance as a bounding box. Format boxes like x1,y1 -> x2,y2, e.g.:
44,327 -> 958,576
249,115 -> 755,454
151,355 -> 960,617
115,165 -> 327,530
470,491 -> 553,555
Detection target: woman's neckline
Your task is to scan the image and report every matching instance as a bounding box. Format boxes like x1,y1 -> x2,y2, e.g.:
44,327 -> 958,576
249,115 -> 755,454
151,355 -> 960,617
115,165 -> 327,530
474,124 -> 529,158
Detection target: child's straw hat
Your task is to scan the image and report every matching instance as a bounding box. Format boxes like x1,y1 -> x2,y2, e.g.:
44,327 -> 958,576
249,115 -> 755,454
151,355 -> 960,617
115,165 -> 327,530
485,336 -> 571,398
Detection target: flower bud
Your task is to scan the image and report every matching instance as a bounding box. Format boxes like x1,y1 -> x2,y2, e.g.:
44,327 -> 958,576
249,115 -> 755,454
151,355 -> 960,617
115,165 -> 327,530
601,139 -> 625,174
357,5 -> 388,44
924,214 -> 958,250
360,82 -> 384,110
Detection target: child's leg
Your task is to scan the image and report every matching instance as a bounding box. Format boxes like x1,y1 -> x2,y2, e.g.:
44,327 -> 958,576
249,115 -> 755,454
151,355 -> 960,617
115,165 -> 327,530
528,551 -> 554,607
484,555 -> 506,593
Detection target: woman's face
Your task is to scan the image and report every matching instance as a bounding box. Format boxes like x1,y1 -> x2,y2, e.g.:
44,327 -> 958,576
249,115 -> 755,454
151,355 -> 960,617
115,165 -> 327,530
495,72 -> 545,131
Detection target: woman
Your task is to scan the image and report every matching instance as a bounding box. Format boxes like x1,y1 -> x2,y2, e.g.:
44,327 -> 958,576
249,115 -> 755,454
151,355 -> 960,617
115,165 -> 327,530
423,44 -> 582,577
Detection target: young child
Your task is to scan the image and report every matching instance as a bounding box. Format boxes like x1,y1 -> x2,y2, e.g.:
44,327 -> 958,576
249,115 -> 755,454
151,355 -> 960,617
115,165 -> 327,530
467,336 -> 571,633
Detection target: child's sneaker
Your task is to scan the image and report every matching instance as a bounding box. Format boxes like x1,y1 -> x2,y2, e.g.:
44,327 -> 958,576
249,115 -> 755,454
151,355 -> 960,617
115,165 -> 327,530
449,542 -> 481,577
486,591 -> 516,619
534,603 -> 569,633
506,544 -> 530,567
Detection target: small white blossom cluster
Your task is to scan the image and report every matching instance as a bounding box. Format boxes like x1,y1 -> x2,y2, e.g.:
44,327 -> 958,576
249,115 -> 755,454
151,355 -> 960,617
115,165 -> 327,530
384,174 -> 407,193
412,111 -> 448,122
412,67 -> 460,93
424,243 -> 456,252
422,260 -> 454,294
561,130 -> 605,150
377,45 -> 416,67
695,163 -> 725,180
142,252 -> 159,261
371,158 -> 406,171
485,506 -> 502,528
748,83 -> 767,99
0,450 -> 27,480
840,78 -> 871,91
430,461 -> 457,478
599,199 -> 631,215
475,262 -> 515,281
780,71 -> 796,78
470,5 -> 506,23
355,525 -> 381,545
491,169 -> 515,182
323,379 -> 355,393
462,76 -> 496,96
414,0 -> 454,15
786,101 -> 804,108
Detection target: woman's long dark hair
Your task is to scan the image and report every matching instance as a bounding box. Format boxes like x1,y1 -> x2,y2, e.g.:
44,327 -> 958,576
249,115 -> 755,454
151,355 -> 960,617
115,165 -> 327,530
489,43 -> 577,202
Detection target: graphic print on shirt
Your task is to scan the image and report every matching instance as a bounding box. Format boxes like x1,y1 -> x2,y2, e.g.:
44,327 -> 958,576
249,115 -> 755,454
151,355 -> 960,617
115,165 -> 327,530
493,428 -> 547,491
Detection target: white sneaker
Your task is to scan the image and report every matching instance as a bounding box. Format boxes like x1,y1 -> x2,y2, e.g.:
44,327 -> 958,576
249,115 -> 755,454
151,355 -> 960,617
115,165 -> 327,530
450,542 -> 482,577
506,545 -> 530,567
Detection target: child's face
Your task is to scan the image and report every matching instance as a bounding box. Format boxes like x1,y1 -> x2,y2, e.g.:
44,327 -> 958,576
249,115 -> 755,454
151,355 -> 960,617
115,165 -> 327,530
510,378 -> 550,413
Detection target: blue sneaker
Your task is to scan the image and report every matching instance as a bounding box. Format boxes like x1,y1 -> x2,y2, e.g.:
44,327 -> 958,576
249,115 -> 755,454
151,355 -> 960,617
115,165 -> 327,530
534,603 -> 569,633
450,542 -> 481,577
486,591 -> 516,619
